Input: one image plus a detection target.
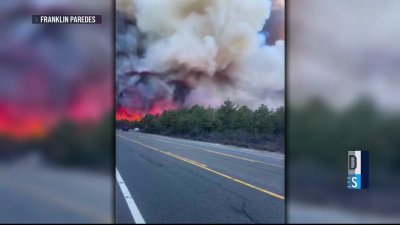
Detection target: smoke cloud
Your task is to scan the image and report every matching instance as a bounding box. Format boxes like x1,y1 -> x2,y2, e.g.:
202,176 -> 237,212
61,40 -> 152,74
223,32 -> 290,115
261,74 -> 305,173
116,0 -> 284,120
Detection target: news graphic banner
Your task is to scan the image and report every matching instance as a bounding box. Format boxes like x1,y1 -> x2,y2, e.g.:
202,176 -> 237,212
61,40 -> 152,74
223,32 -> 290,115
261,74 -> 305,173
32,15 -> 102,24
347,150 -> 369,189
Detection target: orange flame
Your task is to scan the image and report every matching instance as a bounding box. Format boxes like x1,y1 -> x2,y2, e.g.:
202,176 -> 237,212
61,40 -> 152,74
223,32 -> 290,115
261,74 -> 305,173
116,107 -> 142,121
0,107 -> 52,140
116,100 -> 179,122
0,80 -> 112,140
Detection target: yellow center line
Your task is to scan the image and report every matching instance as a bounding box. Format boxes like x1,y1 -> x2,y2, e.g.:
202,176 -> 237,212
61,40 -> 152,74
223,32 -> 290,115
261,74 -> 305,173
117,134 -> 285,200
154,138 -> 283,168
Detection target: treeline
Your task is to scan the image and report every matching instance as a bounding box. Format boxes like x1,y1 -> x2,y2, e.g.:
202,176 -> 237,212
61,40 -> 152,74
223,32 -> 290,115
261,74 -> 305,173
289,97 -> 400,167
0,113 -> 114,171
288,97 -> 400,212
120,99 -> 285,152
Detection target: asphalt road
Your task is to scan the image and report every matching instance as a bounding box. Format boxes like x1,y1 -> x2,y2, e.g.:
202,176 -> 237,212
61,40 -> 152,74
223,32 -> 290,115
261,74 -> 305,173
116,131 -> 285,224
0,154 -> 113,223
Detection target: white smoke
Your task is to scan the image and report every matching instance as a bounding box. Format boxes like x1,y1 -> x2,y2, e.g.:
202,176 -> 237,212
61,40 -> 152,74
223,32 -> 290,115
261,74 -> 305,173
289,0 -> 400,112
116,0 -> 284,113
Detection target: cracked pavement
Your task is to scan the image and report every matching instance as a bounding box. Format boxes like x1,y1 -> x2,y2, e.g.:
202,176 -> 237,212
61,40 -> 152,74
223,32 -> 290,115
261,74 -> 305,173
116,131 -> 284,223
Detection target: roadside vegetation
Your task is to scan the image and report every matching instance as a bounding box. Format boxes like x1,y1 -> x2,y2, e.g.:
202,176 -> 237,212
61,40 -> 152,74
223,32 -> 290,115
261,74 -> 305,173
118,99 -> 285,152
0,113 -> 114,171
289,97 -> 400,214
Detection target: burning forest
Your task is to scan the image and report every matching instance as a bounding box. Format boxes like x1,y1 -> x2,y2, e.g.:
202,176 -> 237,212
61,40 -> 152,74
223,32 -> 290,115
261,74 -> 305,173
116,0 -> 285,121
0,1 -> 113,140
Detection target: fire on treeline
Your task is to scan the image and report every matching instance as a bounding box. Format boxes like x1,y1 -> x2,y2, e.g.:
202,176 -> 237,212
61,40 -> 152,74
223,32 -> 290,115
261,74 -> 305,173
116,99 -> 284,152
115,0 -> 285,125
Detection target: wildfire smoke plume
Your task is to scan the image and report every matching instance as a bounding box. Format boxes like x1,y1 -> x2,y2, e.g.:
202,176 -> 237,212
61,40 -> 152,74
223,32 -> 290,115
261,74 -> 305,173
116,0 -> 285,120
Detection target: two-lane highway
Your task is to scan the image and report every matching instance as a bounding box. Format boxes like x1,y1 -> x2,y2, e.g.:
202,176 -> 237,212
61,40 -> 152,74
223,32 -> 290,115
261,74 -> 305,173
116,131 -> 284,223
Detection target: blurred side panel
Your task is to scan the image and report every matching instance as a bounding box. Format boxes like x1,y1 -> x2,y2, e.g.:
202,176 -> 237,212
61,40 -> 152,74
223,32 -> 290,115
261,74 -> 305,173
287,0 -> 400,223
0,0 -> 113,223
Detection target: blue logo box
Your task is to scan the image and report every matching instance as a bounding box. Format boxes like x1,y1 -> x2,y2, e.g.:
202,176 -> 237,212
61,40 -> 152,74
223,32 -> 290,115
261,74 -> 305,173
347,150 -> 369,189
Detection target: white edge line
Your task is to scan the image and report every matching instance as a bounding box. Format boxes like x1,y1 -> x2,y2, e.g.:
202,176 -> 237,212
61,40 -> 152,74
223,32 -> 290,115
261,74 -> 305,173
116,168 -> 146,224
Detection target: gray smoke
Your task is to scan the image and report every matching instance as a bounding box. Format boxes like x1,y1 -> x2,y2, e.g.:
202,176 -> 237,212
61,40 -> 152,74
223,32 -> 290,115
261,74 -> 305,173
116,0 -> 284,116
